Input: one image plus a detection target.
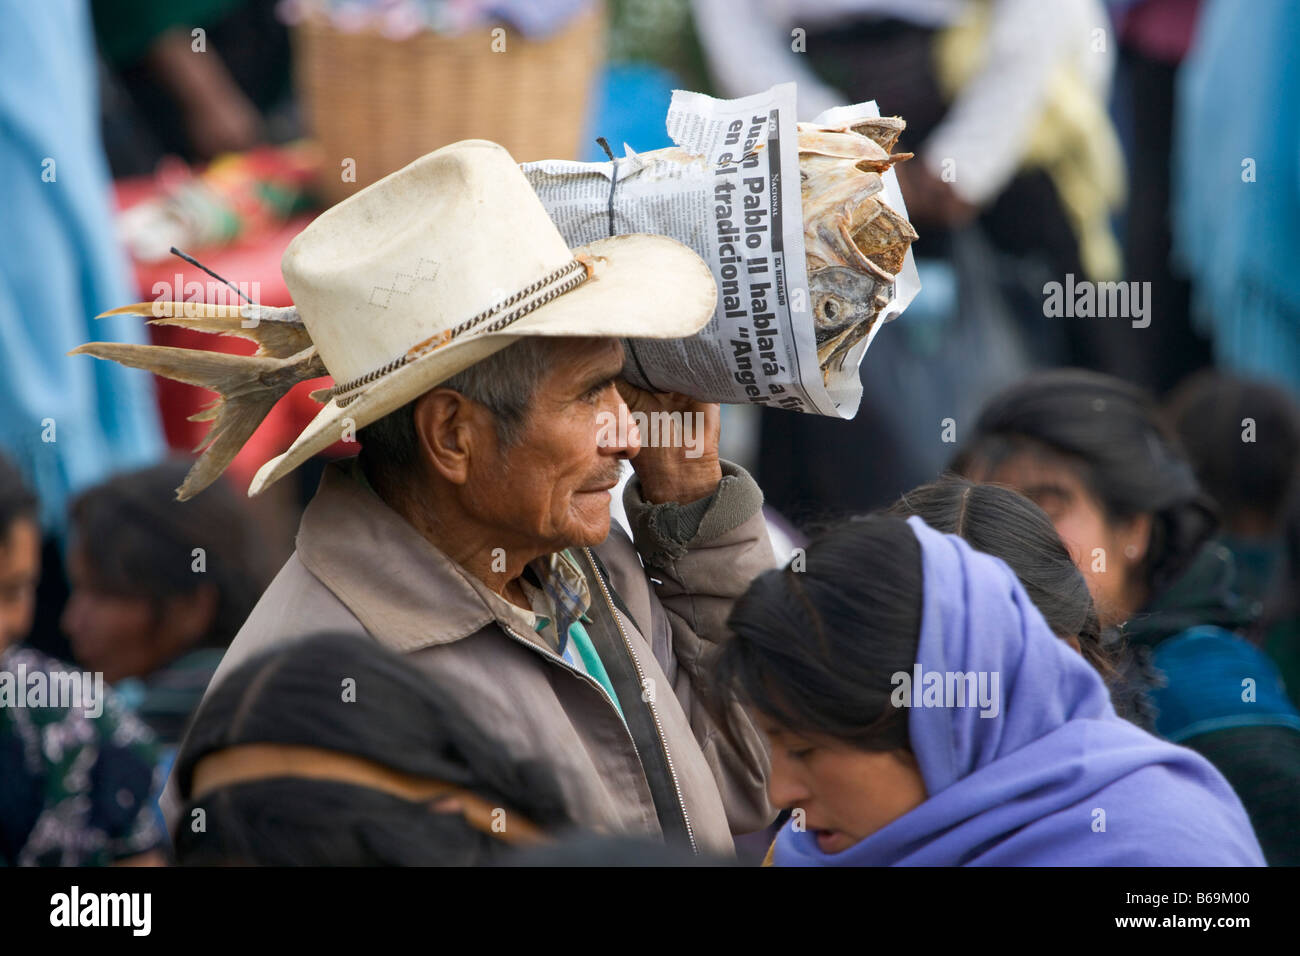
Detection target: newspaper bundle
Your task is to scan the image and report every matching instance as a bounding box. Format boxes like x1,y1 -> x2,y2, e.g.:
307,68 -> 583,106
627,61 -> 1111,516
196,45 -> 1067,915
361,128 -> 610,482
523,83 -> 920,418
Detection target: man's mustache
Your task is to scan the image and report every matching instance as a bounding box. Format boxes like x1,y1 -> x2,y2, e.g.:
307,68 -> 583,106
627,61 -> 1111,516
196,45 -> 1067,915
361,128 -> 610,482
587,465 -> 624,489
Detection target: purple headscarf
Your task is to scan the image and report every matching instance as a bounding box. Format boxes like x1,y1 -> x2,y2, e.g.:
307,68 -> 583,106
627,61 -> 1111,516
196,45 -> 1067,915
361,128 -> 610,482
773,516 -> 1265,866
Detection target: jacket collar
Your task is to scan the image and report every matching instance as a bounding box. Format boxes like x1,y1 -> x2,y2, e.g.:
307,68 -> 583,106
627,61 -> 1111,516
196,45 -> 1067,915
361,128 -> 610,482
296,459 -> 501,653
1121,541 -> 1256,648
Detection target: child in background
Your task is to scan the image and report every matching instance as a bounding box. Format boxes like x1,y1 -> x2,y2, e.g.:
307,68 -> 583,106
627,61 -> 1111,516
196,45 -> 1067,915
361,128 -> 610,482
0,454 -> 167,866
63,459 -> 265,752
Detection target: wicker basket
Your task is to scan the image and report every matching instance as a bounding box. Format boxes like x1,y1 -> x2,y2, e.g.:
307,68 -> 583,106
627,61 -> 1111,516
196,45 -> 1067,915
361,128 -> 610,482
292,5 -> 605,206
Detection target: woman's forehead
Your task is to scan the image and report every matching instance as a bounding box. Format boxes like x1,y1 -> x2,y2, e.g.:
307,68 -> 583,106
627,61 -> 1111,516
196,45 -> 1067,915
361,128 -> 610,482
967,442 -> 1084,489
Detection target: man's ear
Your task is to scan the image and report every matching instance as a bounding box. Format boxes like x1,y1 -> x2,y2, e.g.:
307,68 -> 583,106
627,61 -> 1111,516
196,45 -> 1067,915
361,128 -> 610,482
413,389 -> 483,485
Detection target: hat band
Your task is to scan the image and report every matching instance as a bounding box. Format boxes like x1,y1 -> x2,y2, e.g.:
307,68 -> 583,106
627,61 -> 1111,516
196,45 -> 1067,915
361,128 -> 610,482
327,255 -> 594,407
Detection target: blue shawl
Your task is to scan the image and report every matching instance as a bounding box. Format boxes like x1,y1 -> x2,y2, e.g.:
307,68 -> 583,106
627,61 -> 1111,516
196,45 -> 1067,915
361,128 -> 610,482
1172,0 -> 1300,392
773,517 -> 1265,866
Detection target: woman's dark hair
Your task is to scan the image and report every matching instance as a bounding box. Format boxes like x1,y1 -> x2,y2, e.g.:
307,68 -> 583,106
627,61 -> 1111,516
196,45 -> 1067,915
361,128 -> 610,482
1164,372 -> 1300,642
713,515 -> 922,752
951,369 -> 1216,601
67,459 -> 263,650
174,631 -> 573,866
1163,371 -> 1300,531
0,452 -> 38,540
888,476 -> 1110,677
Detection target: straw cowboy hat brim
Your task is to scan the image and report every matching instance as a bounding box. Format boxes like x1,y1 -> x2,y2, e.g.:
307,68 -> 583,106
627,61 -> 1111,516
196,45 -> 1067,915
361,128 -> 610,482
248,232 -> 716,496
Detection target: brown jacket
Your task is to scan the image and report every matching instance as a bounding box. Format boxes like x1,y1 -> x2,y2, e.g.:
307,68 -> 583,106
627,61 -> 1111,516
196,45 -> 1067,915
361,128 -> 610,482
171,458 -> 776,854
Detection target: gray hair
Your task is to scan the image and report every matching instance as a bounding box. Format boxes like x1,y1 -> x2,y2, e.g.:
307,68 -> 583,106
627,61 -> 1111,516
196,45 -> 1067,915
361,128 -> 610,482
357,337 -> 555,495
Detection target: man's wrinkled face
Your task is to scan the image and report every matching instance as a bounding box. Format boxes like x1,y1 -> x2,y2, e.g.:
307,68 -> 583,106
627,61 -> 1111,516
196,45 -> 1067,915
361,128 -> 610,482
464,337 -> 639,553
0,517 -> 40,651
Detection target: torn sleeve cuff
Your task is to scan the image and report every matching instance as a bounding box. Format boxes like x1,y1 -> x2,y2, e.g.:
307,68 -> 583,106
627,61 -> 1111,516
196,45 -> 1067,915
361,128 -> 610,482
622,460 -> 765,565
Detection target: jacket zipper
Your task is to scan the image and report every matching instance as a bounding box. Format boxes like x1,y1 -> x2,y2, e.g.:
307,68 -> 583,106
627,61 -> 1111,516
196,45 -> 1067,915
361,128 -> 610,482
582,547 -> 698,855
495,622 -> 656,828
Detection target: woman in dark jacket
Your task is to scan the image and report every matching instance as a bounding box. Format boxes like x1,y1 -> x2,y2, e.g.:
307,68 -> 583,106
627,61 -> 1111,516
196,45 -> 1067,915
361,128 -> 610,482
953,369 -> 1300,865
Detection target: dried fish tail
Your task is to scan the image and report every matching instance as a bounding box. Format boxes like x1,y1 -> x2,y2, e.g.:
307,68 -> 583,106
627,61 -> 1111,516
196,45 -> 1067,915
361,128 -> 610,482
70,321 -> 325,499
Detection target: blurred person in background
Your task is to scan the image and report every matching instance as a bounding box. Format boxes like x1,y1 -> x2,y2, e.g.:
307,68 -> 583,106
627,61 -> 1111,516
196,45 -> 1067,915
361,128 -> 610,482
94,0 -> 292,176
694,0 -> 1122,292
0,457 -> 42,657
1165,372 -> 1300,709
177,630 -> 731,864
63,459 -> 266,755
714,515 -> 1264,866
174,632 -> 573,865
692,0 -> 1127,519
1172,0 -> 1300,397
954,369 -> 1300,865
1,453 -> 167,866
888,475 -> 1157,730
1109,0 -> 1213,393
0,0 -> 167,660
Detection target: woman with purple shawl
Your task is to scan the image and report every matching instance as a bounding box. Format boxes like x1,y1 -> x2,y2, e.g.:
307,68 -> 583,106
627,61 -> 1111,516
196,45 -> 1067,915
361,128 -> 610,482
715,514 -> 1264,866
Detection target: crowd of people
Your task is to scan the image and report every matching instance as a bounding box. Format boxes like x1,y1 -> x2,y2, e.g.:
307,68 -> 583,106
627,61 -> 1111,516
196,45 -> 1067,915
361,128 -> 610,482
1,0 -> 1298,869
3,357 -> 1296,866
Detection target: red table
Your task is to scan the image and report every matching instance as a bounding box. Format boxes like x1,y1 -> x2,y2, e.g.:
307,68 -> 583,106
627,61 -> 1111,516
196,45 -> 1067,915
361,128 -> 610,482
114,178 -> 347,492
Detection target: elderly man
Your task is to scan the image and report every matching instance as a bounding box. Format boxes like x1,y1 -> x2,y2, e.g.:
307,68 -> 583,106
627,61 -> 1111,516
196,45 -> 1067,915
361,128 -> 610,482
94,141 -> 776,855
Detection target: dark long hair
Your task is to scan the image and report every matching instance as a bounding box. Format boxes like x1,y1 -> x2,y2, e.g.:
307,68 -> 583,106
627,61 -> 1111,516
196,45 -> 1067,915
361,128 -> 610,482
67,459 -> 263,650
952,370 -> 1217,601
1164,371 -> 1300,530
0,452 -> 38,540
713,515 -> 922,751
1164,371 -> 1300,640
888,476 -> 1110,677
174,631 -> 573,866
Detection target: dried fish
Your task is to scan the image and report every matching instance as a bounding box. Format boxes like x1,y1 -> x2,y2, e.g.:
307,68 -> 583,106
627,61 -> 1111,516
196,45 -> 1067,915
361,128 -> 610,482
70,302 -> 325,500
850,116 -> 906,153
797,118 -> 917,384
627,118 -> 917,386
809,265 -> 891,343
852,198 -> 918,276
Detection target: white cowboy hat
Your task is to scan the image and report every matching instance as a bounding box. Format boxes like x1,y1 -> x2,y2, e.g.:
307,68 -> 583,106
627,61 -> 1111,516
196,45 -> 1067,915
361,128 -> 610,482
244,139 -> 717,495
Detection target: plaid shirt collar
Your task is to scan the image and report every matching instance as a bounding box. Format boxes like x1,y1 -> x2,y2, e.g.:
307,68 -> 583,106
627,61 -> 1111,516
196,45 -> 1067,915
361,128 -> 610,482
520,549 -> 592,650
